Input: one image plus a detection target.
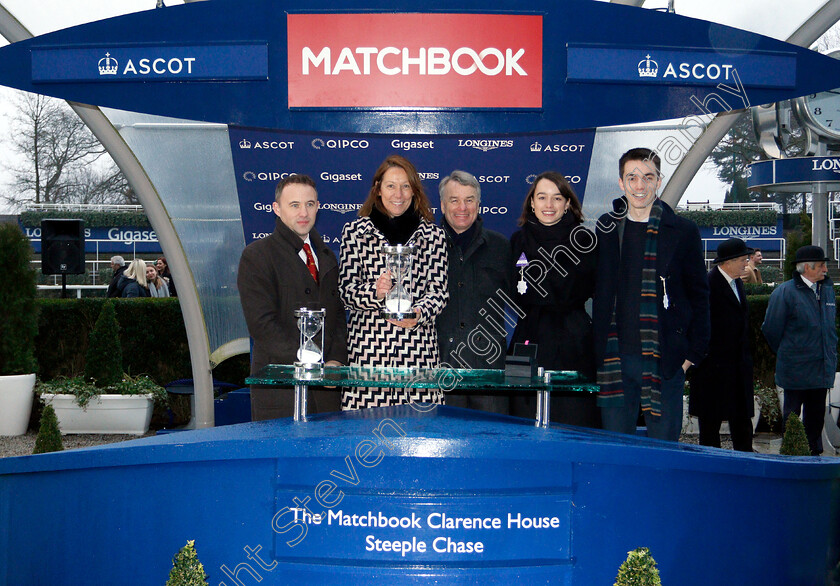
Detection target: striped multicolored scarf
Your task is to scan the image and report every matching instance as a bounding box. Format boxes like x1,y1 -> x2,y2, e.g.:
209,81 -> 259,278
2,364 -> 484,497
597,199 -> 663,416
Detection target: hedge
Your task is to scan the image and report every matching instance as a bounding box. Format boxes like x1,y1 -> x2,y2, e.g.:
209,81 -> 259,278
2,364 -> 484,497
35,298 -> 249,387
677,209 -> 777,227
32,296 -> 837,391
20,209 -> 151,229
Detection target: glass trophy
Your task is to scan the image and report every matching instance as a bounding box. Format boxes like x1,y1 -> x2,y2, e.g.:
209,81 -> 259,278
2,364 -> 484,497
381,244 -> 416,320
294,308 -> 325,376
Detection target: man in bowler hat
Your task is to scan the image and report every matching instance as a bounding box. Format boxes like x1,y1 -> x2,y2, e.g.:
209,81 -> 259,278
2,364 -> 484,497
762,245 -> 837,455
689,238 -> 754,451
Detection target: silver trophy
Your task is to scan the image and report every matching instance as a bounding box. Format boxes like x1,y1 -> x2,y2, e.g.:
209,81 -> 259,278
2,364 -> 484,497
380,244 -> 416,320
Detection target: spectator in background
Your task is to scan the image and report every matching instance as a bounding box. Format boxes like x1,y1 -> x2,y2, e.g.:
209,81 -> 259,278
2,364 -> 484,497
762,245 -> 836,455
156,257 -> 177,297
742,248 -> 763,284
107,256 -> 126,298
119,259 -> 150,298
689,238 -> 754,452
146,264 -> 170,298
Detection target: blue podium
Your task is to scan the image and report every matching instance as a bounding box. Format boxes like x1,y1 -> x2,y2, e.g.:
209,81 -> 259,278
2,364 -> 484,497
0,367 -> 838,585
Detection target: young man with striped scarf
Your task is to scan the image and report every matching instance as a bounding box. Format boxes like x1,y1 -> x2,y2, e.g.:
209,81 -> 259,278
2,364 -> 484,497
592,148 -> 710,442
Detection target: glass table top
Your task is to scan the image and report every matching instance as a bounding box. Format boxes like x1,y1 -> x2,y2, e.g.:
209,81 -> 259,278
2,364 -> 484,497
246,365 -> 598,393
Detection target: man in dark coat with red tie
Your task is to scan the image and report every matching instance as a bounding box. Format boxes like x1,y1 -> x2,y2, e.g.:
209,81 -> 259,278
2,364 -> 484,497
238,174 -> 348,420
689,238 -> 754,452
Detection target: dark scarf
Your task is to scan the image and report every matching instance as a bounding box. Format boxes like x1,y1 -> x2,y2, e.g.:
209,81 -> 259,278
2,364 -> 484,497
370,205 -> 421,245
442,216 -> 479,254
597,198 -> 664,416
519,211 -> 578,257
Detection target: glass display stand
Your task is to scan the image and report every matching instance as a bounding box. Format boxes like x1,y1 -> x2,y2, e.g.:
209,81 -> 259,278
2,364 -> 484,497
247,366 -> 598,426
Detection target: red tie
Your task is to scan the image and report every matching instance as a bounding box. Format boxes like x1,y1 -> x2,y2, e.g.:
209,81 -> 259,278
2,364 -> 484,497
302,242 -> 319,284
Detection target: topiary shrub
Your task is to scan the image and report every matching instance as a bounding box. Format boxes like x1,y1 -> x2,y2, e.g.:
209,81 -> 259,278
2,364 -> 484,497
780,412 -> 812,456
166,540 -> 209,586
83,301 -> 123,387
0,223 -> 39,375
33,403 -> 63,454
614,547 -> 662,586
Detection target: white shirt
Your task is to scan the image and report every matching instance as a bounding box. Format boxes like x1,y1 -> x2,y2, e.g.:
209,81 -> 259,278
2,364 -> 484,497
297,235 -> 319,270
717,265 -> 741,302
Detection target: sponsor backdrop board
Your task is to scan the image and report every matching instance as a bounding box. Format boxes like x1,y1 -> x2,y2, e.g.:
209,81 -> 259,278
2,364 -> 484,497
22,225 -> 161,254
3,1 -> 840,133
698,219 -> 785,252
228,127 -> 596,252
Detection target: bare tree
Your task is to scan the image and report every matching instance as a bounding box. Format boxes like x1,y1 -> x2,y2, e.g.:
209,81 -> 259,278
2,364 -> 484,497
3,92 -> 134,208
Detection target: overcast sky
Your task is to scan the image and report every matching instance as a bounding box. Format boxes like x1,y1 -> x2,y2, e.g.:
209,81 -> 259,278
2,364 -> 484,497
0,0 -> 832,214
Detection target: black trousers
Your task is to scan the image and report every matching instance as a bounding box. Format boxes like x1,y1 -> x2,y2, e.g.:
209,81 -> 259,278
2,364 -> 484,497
698,416 -> 753,452
783,388 -> 828,456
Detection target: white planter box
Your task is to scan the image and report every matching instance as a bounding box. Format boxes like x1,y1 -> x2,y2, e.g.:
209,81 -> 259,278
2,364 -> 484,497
0,373 -> 35,436
42,393 -> 153,435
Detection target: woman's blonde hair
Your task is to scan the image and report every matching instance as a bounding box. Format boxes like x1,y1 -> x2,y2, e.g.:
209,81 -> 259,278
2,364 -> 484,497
124,258 -> 148,288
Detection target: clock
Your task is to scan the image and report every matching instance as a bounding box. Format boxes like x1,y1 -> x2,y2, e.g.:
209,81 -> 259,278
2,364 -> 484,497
793,89 -> 840,141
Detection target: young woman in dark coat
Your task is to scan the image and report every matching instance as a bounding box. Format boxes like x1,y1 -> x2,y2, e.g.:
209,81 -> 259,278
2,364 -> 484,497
509,171 -> 599,427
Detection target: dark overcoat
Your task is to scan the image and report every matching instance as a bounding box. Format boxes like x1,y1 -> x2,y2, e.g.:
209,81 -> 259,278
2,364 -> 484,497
437,217 -> 513,370
237,217 -> 348,375
593,198 -> 710,381
689,267 -> 754,420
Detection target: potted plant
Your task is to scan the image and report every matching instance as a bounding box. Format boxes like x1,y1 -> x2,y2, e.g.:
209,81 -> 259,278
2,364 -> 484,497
0,223 -> 39,436
166,540 -> 209,586
614,547 -> 662,586
38,301 -> 166,434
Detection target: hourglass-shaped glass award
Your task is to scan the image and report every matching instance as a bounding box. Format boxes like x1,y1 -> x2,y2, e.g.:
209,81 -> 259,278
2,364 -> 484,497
381,244 -> 416,320
294,308 -> 325,375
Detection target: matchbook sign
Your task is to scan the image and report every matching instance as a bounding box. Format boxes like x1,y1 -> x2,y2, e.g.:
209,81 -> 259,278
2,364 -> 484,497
287,13 -> 543,108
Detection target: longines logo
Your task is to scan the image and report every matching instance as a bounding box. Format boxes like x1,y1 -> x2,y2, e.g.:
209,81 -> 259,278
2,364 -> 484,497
311,138 -> 370,150
320,203 -> 363,214
529,142 -> 586,153
457,139 -> 514,152
243,171 -> 297,182
418,172 -> 439,180
239,139 -> 294,150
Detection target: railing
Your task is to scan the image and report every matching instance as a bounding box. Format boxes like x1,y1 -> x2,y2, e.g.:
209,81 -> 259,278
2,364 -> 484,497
702,237 -> 785,269
27,203 -> 144,212
37,285 -> 108,298
683,200 -> 781,212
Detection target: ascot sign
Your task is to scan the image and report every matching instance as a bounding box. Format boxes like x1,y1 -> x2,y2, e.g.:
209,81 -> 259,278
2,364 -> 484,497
287,13 -> 542,108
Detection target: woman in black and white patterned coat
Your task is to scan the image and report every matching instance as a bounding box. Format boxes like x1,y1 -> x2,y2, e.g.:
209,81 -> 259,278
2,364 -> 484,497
339,155 -> 449,410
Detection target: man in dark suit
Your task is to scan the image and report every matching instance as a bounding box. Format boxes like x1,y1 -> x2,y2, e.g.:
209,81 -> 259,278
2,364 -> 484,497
689,238 -> 754,452
593,147 -> 710,441
237,174 -> 348,420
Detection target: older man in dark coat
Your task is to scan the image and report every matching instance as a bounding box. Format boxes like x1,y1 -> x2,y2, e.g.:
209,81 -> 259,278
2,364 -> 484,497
436,170 -> 513,414
238,174 -> 348,420
689,238 -> 754,452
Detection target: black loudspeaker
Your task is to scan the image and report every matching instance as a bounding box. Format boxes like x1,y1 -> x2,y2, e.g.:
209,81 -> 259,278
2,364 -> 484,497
41,219 -> 85,275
